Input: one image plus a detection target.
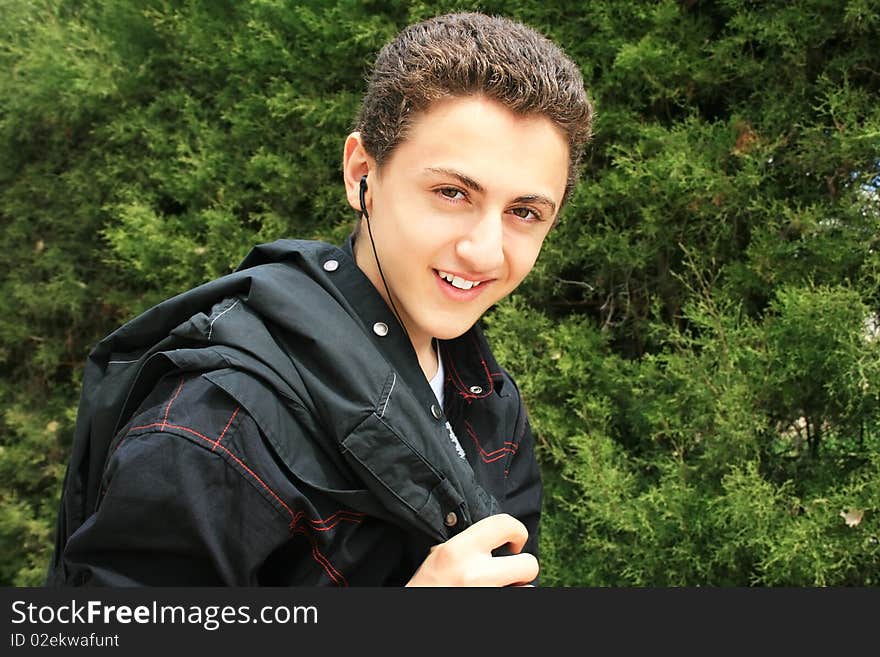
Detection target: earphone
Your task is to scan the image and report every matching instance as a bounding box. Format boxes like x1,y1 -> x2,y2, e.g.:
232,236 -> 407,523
359,175 -> 370,220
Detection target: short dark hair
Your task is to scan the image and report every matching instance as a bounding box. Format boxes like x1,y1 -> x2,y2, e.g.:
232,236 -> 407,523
356,12 -> 594,205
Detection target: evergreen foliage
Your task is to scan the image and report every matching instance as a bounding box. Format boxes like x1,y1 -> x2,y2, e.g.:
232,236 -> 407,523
2,0 -> 878,585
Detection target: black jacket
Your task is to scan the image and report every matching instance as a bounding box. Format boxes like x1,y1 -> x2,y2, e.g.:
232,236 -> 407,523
47,238 -> 542,586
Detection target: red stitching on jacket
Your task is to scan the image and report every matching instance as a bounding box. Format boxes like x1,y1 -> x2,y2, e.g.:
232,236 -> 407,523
463,420 -> 518,464
293,526 -> 347,586
306,510 -> 365,531
161,377 -> 185,431
287,509 -> 363,585
123,418 -> 362,587
112,380 -> 364,586
285,509 -> 365,531
441,338 -> 495,401
441,344 -> 472,398
128,421 -> 298,516
211,406 -> 240,451
120,412 -> 365,586
445,348 -> 482,402
468,333 -> 495,388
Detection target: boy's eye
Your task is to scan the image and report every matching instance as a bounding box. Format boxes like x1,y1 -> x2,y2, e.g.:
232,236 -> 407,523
438,187 -> 465,201
510,206 -> 541,222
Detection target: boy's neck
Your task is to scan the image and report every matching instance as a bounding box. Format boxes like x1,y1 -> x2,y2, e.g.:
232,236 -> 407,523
415,338 -> 439,382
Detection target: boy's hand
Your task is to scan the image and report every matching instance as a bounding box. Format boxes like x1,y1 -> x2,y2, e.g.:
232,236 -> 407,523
406,513 -> 538,587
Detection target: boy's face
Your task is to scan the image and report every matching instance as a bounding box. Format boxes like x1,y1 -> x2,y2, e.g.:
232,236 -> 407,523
344,95 -> 568,351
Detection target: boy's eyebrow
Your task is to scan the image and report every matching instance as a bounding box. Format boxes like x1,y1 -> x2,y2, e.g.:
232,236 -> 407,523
424,167 -> 557,214
514,194 -> 557,215
424,167 -> 484,192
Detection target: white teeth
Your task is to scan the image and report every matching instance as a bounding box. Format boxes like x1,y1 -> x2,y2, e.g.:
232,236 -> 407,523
452,276 -> 473,290
437,271 -> 482,290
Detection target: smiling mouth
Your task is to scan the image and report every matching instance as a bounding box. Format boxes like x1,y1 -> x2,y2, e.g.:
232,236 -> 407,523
436,270 -> 484,291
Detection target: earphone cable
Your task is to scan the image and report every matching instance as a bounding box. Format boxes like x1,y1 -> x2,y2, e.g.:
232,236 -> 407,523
360,177 -> 412,345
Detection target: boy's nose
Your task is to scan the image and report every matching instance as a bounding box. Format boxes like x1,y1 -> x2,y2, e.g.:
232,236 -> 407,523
455,213 -> 504,274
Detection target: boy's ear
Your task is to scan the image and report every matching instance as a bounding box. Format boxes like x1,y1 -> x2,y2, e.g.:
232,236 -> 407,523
343,132 -> 373,214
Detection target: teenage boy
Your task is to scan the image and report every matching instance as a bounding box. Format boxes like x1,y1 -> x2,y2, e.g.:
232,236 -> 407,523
47,11 -> 593,587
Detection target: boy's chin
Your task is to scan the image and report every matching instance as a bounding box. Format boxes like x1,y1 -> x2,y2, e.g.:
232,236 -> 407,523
429,321 -> 479,342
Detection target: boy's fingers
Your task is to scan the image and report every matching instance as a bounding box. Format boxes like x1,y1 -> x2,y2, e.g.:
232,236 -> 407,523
455,513 -> 529,554
481,552 -> 539,587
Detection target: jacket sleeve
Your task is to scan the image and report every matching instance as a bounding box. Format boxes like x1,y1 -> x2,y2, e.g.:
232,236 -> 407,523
58,374 -> 306,586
